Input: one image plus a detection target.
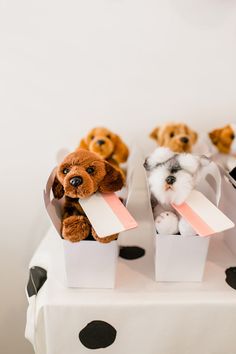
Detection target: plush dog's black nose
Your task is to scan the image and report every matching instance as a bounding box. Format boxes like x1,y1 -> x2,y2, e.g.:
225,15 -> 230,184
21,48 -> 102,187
180,137 -> 189,144
70,176 -> 83,187
166,176 -> 176,185
143,159 -> 149,170
97,139 -> 105,146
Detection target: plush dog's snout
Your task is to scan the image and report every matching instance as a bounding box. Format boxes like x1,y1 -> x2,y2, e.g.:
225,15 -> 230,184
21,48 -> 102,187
166,176 -> 176,185
70,176 -> 83,187
97,139 -> 105,146
143,159 -> 149,170
180,137 -> 189,144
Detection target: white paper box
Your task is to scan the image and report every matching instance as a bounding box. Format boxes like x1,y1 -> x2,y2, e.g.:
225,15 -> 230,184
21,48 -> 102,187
44,168 -> 120,288
220,175 -> 236,255
155,235 -> 210,282
64,239 -> 118,288
148,161 -> 222,282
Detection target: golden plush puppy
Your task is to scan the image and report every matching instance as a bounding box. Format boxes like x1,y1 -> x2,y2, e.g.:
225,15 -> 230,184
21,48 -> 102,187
209,124 -> 235,154
78,127 -> 129,177
150,123 -> 198,153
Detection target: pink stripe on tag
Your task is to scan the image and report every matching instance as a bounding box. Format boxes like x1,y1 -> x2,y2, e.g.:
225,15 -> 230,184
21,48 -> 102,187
173,202 -> 215,237
102,193 -> 138,230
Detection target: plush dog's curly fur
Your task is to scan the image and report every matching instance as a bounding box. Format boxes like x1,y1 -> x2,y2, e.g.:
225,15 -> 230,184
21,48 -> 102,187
78,127 -> 129,178
144,147 -> 209,236
209,125 -> 235,154
150,123 -> 198,153
52,149 -> 124,243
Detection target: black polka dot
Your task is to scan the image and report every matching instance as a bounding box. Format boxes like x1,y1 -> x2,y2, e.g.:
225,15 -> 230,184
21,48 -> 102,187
79,320 -> 117,349
119,246 -> 145,260
27,266 -> 47,297
225,267 -> 236,289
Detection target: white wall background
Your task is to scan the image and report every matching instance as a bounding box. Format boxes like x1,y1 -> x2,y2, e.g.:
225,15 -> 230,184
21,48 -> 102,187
1,0 -> 236,353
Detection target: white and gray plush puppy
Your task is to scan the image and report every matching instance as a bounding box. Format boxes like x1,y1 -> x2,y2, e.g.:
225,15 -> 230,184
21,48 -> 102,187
144,147 -> 209,236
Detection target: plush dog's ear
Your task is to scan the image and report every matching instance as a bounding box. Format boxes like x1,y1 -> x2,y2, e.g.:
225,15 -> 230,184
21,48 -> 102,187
78,138 -> 89,150
52,176 -> 64,199
150,127 -> 159,141
209,129 -> 222,146
191,131 -> 198,144
193,131 -> 198,143
113,134 -> 129,163
99,162 -> 124,193
144,147 -> 174,171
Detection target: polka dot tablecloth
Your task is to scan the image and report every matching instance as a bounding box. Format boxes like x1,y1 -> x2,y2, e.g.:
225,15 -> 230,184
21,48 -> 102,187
25,223 -> 236,354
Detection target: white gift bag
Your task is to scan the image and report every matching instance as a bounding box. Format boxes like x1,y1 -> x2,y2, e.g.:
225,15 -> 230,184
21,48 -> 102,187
147,161 -> 222,282
44,168 -> 120,288
220,173 -> 236,256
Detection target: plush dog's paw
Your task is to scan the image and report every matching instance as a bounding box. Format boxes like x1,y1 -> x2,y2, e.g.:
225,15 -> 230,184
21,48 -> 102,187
155,211 -> 179,235
91,228 -> 118,243
179,217 -> 197,236
62,215 -> 91,242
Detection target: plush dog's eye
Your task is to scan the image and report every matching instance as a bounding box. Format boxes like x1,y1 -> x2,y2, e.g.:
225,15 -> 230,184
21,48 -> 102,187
63,168 -> 70,174
90,135 -> 94,140
107,134 -> 111,139
170,132 -> 175,138
86,167 -> 95,174
231,134 -> 235,140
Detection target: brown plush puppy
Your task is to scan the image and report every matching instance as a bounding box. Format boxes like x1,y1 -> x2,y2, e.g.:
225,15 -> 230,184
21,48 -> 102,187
52,149 -> 124,243
209,125 -> 235,154
78,127 -> 129,172
150,123 -> 198,153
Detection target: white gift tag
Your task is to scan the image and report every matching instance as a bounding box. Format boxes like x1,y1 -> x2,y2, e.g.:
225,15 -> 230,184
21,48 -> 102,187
79,192 -> 138,238
172,190 -> 234,237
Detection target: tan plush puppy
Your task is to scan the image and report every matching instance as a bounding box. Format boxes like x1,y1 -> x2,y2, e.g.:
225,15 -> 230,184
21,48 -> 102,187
209,125 -> 235,154
78,127 -> 129,179
150,123 -> 198,153
52,149 -> 124,243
